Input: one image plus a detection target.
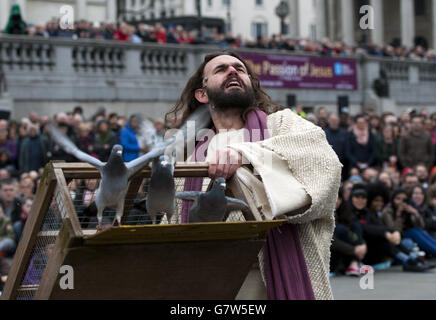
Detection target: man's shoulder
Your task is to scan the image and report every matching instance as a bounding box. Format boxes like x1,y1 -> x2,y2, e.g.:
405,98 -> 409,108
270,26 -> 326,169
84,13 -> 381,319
267,109 -> 321,134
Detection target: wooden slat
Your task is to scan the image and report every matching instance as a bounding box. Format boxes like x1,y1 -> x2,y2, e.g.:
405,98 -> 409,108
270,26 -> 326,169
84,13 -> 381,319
1,163 -> 57,300
37,229 -> 96,237
83,220 -> 286,246
53,162 -> 210,179
53,168 -> 83,238
35,219 -> 82,300
121,176 -> 143,225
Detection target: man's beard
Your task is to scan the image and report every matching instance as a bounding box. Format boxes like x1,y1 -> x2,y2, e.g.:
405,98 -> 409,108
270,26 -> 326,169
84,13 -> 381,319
206,81 -> 255,113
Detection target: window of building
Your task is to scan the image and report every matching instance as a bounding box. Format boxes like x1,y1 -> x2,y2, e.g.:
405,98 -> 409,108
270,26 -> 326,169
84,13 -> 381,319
255,0 -> 263,6
207,0 -> 213,7
170,9 -> 175,17
414,0 -> 425,16
223,0 -> 231,6
251,22 -> 268,39
131,0 -> 136,7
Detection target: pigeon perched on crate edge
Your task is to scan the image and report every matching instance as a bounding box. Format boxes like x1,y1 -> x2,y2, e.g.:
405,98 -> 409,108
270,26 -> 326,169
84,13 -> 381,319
50,125 -> 173,230
146,154 -> 176,225
175,177 -> 250,223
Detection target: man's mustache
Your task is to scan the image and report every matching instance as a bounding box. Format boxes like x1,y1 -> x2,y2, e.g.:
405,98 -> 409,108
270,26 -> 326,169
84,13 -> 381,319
220,76 -> 246,90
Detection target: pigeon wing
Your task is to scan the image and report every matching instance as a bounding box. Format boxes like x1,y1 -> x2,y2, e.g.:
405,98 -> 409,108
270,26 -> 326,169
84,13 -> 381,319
138,118 -> 163,150
225,197 -> 251,218
175,191 -> 202,201
126,137 -> 175,179
50,124 -> 104,169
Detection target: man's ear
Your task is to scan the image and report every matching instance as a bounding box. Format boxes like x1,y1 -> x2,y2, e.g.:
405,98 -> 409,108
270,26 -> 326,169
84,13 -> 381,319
195,88 -> 209,104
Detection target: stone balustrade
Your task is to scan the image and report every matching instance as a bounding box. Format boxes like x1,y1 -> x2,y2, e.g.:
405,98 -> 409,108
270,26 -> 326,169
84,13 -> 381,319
1,34 -> 436,120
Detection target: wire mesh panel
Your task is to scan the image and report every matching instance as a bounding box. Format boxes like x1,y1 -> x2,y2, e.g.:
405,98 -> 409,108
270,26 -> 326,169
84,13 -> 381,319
15,185 -> 65,300
66,175 -> 247,230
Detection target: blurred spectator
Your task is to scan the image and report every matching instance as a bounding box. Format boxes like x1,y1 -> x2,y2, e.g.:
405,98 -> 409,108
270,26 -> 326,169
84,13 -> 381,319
398,115 -> 434,170
355,183 -> 399,266
19,124 -> 49,173
76,122 -> 95,156
401,184 -> 436,257
4,4 -> 27,35
93,119 -> 117,162
331,188 -> 367,276
325,113 -> 347,166
402,172 -> 420,194
120,114 -> 143,161
0,255 -> 11,292
113,22 -> 129,42
0,179 -> 21,246
0,130 -> 17,164
426,184 -> 436,239
415,163 -> 429,189
345,114 -> 375,170
0,206 -> 16,257
374,125 -> 399,169
154,23 -> 167,44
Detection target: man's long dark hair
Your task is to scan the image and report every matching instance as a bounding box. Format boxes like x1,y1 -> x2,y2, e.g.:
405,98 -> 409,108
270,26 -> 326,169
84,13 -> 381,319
165,51 -> 283,128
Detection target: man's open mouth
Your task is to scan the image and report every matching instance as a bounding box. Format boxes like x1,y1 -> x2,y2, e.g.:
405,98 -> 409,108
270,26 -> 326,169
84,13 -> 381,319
224,78 -> 243,89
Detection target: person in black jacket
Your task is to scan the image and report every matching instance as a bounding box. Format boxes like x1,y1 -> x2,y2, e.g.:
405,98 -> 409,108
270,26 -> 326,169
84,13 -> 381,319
426,184 -> 436,239
331,187 -> 367,276
345,114 -> 375,170
0,179 -> 22,243
357,183 -> 428,271
325,113 -> 348,180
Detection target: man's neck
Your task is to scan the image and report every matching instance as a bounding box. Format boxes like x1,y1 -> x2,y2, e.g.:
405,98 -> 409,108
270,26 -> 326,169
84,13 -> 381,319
209,107 -> 245,132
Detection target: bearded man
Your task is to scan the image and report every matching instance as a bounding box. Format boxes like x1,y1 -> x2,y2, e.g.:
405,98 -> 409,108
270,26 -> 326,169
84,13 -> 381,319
166,52 -> 342,300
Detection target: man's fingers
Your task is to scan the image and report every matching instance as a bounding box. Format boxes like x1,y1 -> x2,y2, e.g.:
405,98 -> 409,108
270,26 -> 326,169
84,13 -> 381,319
209,148 -> 243,179
208,150 -> 219,178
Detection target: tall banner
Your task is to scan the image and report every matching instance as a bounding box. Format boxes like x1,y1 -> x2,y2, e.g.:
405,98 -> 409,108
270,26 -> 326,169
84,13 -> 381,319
239,52 -> 358,91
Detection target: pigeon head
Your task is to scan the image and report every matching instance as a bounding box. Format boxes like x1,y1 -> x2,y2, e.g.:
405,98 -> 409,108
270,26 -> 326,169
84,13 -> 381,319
110,144 -> 124,158
159,154 -> 171,166
212,177 -> 226,192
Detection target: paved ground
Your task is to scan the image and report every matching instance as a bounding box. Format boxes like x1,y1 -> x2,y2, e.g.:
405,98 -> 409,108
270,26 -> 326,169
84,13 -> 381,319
330,259 -> 436,300
236,260 -> 436,300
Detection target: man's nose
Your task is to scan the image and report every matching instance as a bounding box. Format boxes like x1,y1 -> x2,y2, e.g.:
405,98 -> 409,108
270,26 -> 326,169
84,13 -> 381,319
227,65 -> 238,75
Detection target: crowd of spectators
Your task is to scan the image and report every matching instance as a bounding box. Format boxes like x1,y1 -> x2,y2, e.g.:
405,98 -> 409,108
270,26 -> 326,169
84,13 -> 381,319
297,106 -> 436,275
0,106 -> 166,292
0,103 -> 435,290
2,10 -> 436,62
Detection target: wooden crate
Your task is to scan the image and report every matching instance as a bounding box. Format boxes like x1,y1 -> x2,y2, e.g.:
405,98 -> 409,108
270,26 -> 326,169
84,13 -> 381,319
1,162 -> 285,300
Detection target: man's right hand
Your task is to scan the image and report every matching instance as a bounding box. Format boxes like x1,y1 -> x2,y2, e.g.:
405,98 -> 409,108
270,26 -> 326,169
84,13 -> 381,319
208,148 -> 242,180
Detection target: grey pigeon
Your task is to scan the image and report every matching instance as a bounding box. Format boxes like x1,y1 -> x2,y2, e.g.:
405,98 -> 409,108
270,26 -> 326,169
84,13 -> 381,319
137,106 -> 212,224
175,177 -> 250,223
50,126 -> 170,230
146,154 -> 176,224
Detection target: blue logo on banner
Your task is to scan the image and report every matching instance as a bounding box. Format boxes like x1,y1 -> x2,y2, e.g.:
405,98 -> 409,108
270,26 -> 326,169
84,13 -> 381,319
334,62 -> 343,76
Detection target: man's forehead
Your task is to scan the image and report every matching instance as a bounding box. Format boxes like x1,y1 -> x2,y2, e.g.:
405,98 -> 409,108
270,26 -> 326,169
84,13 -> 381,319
204,55 -> 245,75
